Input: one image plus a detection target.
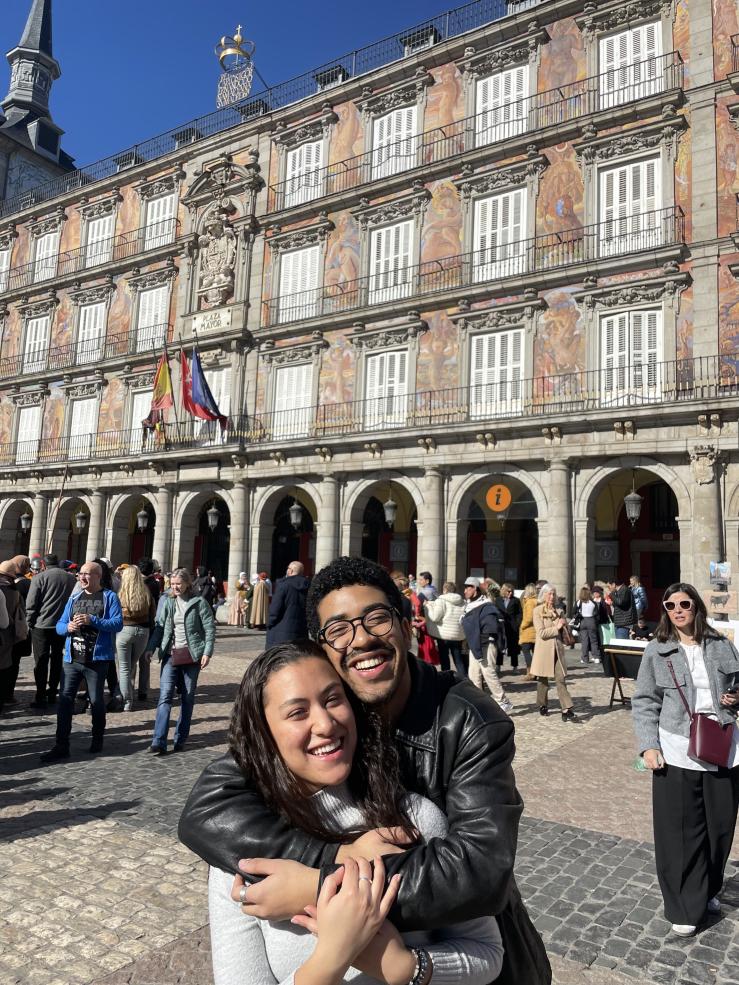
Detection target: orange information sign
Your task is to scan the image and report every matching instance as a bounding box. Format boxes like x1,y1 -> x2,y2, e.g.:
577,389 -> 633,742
485,484 -> 512,512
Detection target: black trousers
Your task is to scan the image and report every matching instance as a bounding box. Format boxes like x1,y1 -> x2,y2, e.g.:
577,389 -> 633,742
653,763 -> 739,925
32,627 -> 65,700
437,639 -> 468,677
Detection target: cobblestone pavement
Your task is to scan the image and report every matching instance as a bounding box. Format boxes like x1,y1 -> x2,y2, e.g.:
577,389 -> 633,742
2,636 -> 738,985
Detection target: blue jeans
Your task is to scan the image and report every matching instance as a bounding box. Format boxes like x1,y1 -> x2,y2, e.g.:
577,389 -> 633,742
56,660 -> 109,749
151,658 -> 200,750
614,626 -> 630,639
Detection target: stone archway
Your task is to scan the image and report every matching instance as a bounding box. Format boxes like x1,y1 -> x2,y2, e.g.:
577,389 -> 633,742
174,490 -> 232,591
344,478 -> 420,573
0,498 -> 34,558
50,497 -> 91,564
250,483 -> 320,579
106,494 -> 157,566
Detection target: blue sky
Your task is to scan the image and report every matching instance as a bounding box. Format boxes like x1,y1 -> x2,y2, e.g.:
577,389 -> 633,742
3,0 -> 457,167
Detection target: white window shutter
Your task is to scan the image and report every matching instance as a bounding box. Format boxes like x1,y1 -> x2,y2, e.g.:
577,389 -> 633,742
285,141 -> 324,207
145,193 -> 177,249
273,363 -> 313,437
473,190 -> 526,281
364,349 -> 408,429
599,22 -> 662,107
476,66 -> 527,144
0,249 -> 10,293
68,397 -> 97,459
137,286 -> 169,351
24,315 -> 50,372
16,405 -> 42,464
85,213 -> 115,267
34,231 -> 59,282
470,330 -> 523,417
278,245 -> 320,322
372,106 -> 417,178
369,221 -> 413,303
77,302 -> 106,364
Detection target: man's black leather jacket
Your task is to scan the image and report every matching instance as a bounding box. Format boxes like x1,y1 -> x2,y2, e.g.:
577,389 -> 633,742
179,657 -> 551,985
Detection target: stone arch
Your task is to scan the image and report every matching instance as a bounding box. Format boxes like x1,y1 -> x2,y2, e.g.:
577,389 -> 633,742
0,497 -> 34,558
575,457 -> 691,522
105,492 -> 157,567
50,495 -> 93,563
172,489 -> 232,582
342,474 -> 423,565
250,482 -> 320,577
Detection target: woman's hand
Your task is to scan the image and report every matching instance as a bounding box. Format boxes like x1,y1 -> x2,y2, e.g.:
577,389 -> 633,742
200,654 -> 211,669
642,748 -> 665,770
720,691 -> 739,708
294,857 -> 401,985
336,826 -> 413,863
556,617 -> 566,629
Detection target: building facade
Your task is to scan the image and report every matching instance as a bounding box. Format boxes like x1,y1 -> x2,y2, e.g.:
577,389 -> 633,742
0,0 -> 737,617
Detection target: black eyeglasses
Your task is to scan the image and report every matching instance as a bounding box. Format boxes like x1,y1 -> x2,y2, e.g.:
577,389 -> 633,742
663,599 -> 693,612
318,604 -> 396,651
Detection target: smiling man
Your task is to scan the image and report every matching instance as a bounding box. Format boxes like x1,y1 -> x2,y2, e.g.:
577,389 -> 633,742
179,556 -> 550,985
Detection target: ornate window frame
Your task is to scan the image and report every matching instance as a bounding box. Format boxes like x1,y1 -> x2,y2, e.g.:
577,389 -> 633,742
574,270 -> 690,372
453,155 -> 548,253
349,314 -> 427,406
69,279 -> 116,362
0,225 -> 18,290
266,215 -> 334,320
18,294 -> 58,373
76,192 -> 122,263
450,296 -> 547,391
575,115 -> 686,229
10,386 -> 48,448
28,208 -> 66,281
127,260 -> 178,351
134,169 -> 184,237
261,332 -> 328,415
63,377 -> 106,447
355,68 -> 434,172
457,25 -> 549,126
272,105 -> 338,197
351,185 -> 432,283
576,1 -> 677,78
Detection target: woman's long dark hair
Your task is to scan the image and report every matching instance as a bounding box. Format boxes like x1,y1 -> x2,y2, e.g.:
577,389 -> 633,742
655,582 -> 720,644
228,640 -> 417,844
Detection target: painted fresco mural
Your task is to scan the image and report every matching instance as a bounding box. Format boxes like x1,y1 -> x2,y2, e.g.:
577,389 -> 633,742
98,377 -> 125,434
329,102 -> 364,167
51,294 -> 73,349
537,144 -> 584,235
535,288 -> 584,380
714,0 -> 739,81
716,94 -> 739,239
416,309 -> 458,394
324,211 -> 361,295
673,0 -> 690,80
420,179 -> 462,265
676,283 -> 693,360
41,382 -> 65,445
425,63 -> 464,132
0,400 -> 12,453
318,335 -> 354,405
538,17 -> 586,91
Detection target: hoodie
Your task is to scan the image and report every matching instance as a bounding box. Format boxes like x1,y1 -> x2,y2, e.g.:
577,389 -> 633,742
424,593 -> 466,641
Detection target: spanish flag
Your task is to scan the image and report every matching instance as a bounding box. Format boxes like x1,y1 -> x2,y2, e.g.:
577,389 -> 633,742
151,353 -> 174,411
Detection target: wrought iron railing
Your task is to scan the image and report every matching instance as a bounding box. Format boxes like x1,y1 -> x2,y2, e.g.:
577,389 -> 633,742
269,51 -> 683,211
0,324 -> 173,380
732,34 -> 739,74
1,355 -> 734,468
0,219 -> 181,296
0,0 -> 527,220
263,206 -> 685,326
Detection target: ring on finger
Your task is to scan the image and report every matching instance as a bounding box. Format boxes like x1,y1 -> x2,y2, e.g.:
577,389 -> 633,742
239,885 -> 249,904
358,875 -> 372,883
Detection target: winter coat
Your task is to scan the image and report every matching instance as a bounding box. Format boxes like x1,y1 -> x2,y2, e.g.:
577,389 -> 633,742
461,597 -> 505,660
26,566 -> 76,629
56,589 -> 123,663
611,585 -> 637,628
518,597 -> 537,645
423,593 -> 466,641
530,604 -> 566,679
147,594 -> 215,663
266,575 -> 310,645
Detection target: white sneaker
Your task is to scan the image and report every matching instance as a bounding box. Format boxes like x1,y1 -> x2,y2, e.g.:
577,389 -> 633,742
671,923 -> 697,937
707,897 -> 721,914
500,699 -> 514,714
592,658 -> 601,664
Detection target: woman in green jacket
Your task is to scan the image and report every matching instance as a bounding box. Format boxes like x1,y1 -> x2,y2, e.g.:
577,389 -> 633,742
146,567 -> 215,755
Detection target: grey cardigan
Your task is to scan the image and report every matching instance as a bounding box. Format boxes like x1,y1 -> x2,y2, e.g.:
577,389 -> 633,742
632,635 -> 739,754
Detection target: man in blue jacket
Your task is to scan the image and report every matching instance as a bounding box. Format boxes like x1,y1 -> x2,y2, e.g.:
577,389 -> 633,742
265,561 -> 309,646
40,561 -> 123,761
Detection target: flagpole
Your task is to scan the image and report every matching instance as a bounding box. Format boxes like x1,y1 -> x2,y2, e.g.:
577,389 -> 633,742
45,463 -> 69,556
164,337 -> 182,445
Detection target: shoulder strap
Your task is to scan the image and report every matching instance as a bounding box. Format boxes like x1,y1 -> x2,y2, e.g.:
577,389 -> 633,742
666,658 -> 692,716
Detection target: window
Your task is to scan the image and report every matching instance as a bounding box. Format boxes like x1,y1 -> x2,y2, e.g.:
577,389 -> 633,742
33,231 -> 59,282
76,302 -> 106,364
473,189 -> 527,281
278,245 -> 320,322
129,388 -> 153,452
136,285 -> 169,353
285,141 -> 324,208
470,329 -> 524,418
15,405 -> 42,465
0,248 -> 9,293
84,213 -> 115,267
144,193 -> 177,250
197,367 -> 231,444
599,156 -> 661,257
368,221 -> 413,304
371,106 -> 418,180
273,363 -> 313,438
23,315 -> 50,373
599,22 -> 662,109
600,309 -> 662,406
68,397 -> 97,460
475,66 -> 529,146
364,349 -> 408,429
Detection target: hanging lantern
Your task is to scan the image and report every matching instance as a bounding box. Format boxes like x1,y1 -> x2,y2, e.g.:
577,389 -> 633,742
74,509 -> 87,533
19,511 -> 32,533
206,503 -> 220,532
624,480 -> 643,528
136,506 -> 149,532
289,499 -> 302,531
383,496 -> 398,529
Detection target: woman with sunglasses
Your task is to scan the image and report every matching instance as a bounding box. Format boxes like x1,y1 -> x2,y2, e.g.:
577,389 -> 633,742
632,582 -> 739,938
208,640 -> 504,985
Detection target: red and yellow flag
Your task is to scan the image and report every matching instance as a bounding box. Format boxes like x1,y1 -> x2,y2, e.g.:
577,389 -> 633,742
151,354 -> 174,411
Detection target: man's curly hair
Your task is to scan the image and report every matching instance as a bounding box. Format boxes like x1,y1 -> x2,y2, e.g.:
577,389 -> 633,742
306,556 -> 404,639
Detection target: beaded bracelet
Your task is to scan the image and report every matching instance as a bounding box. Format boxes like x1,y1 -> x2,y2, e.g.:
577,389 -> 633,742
408,946 -> 432,985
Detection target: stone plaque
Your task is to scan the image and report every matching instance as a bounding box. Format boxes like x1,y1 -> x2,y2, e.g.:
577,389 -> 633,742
191,306 -> 235,335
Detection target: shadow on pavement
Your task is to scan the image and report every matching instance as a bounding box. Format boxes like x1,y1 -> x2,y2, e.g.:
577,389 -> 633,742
0,799 -> 139,842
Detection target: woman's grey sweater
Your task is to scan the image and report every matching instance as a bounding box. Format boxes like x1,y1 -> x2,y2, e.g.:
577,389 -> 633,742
208,784 -> 503,985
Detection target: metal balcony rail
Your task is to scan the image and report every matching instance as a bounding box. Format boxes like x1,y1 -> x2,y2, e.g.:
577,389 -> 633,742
232,355 -> 736,444
732,34 -> 739,74
1,354 -> 734,467
0,323 -> 173,380
0,219 -> 181,296
269,51 -> 683,211
263,206 -> 685,326
0,0 -> 524,221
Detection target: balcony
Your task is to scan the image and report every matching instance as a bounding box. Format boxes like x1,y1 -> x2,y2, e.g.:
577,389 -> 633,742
269,52 -> 684,214
0,219 -> 181,298
263,207 -> 686,328
0,323 -> 173,381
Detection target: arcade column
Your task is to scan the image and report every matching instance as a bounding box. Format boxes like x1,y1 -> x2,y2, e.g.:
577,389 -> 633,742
416,467 -> 444,583
29,493 -> 48,559
540,459 -> 572,603
86,490 -> 106,561
226,479 -> 250,595
152,486 -> 173,571
314,475 -> 339,572
690,445 -> 723,595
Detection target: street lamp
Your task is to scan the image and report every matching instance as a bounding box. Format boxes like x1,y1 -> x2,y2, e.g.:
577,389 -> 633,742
624,473 -> 643,528
20,511 -> 32,533
289,498 -> 302,531
74,509 -> 87,533
136,505 -> 149,532
383,486 -> 397,529
206,502 -> 220,532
